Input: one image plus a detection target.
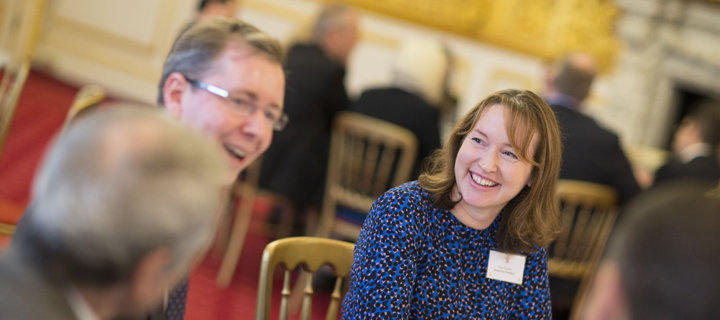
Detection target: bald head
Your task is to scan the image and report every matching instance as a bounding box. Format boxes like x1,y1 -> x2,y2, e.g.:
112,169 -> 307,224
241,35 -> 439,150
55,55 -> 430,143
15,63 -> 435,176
552,53 -> 597,104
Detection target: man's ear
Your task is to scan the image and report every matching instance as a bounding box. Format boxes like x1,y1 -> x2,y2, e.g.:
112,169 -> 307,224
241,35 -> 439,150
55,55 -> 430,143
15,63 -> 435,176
129,248 -> 174,312
163,72 -> 189,120
582,261 -> 631,320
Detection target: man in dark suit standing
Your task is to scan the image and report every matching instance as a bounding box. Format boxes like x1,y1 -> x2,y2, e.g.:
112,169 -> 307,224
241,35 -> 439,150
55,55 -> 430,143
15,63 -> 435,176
653,102 -> 720,188
259,4 -> 359,227
545,53 -> 641,320
545,53 -> 641,204
0,108 -> 225,320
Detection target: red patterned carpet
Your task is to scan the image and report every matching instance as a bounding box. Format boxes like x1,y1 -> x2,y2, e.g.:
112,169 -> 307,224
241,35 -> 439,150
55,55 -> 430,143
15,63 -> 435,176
0,70 -> 335,319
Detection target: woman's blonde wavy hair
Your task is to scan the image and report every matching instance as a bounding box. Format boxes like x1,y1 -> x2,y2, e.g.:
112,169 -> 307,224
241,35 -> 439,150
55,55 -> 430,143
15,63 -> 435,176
419,89 -> 562,254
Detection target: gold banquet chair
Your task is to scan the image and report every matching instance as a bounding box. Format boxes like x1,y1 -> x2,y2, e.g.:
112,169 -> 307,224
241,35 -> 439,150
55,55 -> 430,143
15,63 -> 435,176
255,237 -> 354,320
315,112 -> 418,239
548,180 -> 619,320
0,0 -> 46,163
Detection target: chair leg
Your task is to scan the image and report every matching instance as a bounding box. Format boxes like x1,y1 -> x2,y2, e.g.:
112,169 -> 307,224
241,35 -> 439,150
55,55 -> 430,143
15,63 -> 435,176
212,194 -> 237,258
216,187 -> 255,288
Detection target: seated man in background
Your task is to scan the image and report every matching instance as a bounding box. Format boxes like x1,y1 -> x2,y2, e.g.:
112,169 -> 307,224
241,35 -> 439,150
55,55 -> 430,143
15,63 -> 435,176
545,53 -> 641,205
352,38 -> 446,179
259,4 -> 359,233
583,183 -> 720,320
0,107 -> 225,320
653,101 -> 720,188
544,52 -> 642,319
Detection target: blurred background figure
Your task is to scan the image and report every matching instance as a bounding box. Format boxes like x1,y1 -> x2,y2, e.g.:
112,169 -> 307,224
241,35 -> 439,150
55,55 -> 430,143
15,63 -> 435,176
0,107 -> 225,320
544,52 -> 642,319
545,53 -> 641,206
582,183 -> 720,320
197,0 -> 238,21
352,37 -> 447,179
653,102 -> 720,188
259,4 -> 359,234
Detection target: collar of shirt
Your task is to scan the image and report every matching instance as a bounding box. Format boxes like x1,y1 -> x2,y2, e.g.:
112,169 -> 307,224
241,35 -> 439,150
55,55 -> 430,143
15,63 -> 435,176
679,142 -> 711,163
65,286 -> 102,320
544,92 -> 580,110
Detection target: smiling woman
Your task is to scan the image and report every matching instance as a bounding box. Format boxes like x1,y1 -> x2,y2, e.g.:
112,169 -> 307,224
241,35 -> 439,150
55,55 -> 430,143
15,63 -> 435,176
343,89 -> 562,319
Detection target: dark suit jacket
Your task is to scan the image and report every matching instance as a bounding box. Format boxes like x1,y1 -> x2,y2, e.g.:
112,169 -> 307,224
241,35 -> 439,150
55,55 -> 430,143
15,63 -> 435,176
0,247 -> 76,320
259,44 -> 349,207
551,104 -> 641,204
653,156 -> 720,188
352,88 -> 441,179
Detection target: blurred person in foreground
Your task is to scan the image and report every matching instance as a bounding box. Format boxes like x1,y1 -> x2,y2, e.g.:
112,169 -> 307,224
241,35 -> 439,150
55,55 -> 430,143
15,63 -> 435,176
343,89 -> 562,319
653,102 -> 720,188
259,4 -> 359,232
353,37 -> 446,180
158,17 -> 285,319
582,183 -> 720,320
0,107 -> 225,320
545,53 -> 640,204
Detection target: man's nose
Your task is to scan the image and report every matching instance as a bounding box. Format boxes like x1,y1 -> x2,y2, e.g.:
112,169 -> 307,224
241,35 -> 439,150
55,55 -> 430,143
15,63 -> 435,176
240,108 -> 267,137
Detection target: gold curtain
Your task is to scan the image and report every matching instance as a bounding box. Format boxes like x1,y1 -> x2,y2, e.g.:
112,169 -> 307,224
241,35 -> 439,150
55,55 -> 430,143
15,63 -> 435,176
333,0 -> 620,72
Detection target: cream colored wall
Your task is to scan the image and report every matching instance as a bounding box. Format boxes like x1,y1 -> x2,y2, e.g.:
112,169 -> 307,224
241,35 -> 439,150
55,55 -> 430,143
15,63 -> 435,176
32,0 -> 549,118
33,0 -> 196,104
240,0 -> 552,136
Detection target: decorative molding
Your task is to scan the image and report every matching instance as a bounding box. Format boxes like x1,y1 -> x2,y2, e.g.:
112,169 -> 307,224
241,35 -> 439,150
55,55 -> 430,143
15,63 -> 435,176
332,0 -> 620,72
48,0 -> 178,57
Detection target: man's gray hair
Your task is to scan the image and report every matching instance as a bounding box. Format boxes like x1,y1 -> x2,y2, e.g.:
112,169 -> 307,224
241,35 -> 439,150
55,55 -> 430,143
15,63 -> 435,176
158,18 -> 284,105
25,106 -> 225,286
311,4 -> 354,42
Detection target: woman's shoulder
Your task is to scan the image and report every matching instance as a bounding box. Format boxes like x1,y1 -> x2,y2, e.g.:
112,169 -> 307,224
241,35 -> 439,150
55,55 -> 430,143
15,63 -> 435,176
377,181 -> 433,206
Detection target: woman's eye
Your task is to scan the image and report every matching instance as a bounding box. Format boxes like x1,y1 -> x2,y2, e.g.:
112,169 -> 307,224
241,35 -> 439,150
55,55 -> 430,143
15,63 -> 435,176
503,151 -> 519,159
471,137 -> 485,145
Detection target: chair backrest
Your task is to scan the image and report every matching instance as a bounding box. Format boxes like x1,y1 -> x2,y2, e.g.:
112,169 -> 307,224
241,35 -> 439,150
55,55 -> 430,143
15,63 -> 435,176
256,237 -> 355,320
548,180 -> 618,280
61,84 -> 105,131
316,112 -> 418,239
0,0 -> 46,163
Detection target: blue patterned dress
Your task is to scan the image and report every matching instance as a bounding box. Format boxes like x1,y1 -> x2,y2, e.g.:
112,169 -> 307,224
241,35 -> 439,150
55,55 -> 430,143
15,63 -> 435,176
342,181 -> 552,319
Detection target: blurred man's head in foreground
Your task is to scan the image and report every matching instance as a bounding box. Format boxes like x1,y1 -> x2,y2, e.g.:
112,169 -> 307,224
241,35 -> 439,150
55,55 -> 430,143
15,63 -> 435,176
583,183 -> 720,320
159,18 -> 285,183
20,107 -> 225,319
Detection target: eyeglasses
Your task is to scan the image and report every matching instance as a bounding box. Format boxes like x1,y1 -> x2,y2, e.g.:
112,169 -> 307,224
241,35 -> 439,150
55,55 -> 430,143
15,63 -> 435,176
182,75 -> 289,131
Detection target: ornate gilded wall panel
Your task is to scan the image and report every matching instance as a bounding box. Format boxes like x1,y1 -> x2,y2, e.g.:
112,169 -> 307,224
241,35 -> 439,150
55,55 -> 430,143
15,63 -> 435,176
332,0 -> 619,71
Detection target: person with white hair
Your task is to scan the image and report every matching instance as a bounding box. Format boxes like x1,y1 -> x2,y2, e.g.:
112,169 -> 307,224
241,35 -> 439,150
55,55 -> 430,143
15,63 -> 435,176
0,107 -> 226,320
353,37 -> 449,179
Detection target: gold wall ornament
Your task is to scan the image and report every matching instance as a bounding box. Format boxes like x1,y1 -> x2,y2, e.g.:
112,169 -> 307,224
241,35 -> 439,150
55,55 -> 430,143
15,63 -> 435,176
331,0 -> 620,72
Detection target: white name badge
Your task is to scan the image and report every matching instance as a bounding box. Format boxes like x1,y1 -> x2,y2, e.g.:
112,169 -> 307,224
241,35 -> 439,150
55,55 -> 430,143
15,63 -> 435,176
486,250 -> 526,285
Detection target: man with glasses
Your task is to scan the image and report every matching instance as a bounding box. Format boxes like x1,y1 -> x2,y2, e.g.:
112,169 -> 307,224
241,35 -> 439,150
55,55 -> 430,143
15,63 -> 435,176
156,18 -> 286,319
159,18 -> 286,185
